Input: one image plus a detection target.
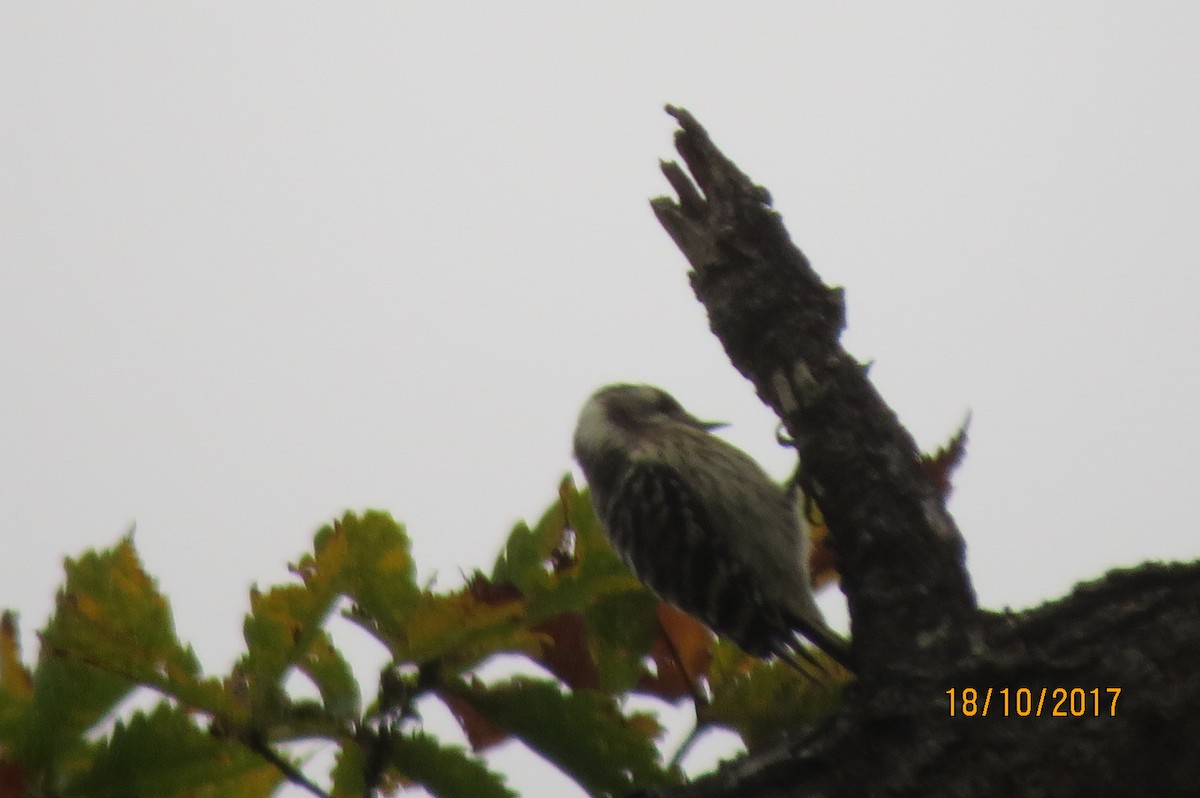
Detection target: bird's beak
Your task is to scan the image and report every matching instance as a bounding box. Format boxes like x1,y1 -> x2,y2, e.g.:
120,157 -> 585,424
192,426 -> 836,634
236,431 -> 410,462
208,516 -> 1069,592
681,410 -> 727,432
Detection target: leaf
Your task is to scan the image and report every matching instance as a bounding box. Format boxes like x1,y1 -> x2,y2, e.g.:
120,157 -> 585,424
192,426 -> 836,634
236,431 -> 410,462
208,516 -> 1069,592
802,499 -> 840,590
441,677 -> 677,796
241,511 -> 418,712
703,641 -> 844,751
330,741 -> 367,798
63,703 -> 281,798
637,603 -> 713,701
16,655 -> 129,774
242,585 -> 330,712
388,731 -> 515,798
496,479 -> 697,694
491,478 -> 582,597
521,478 -> 647,625
304,511 -> 421,625
563,479 -> 639,592
296,631 -> 361,722
0,613 -> 32,770
21,537 -> 202,770
550,480 -> 688,693
0,612 -> 31,699
332,730 -> 514,798
41,537 -> 201,689
368,578 -> 535,669
922,412 -> 971,499
491,518 -> 558,597
484,479 -> 658,688
583,591 -> 659,694
0,758 -> 27,798
529,612 -> 597,691
440,690 -> 510,751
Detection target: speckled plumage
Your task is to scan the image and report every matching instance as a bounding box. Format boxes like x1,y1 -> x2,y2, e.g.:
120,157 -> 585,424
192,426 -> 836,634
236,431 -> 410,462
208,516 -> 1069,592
573,383 -> 852,672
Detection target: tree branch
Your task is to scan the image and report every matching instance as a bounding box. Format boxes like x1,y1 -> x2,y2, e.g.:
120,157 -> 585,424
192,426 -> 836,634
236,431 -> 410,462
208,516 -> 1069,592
651,105 -> 976,683
646,106 -> 1200,798
243,732 -> 333,798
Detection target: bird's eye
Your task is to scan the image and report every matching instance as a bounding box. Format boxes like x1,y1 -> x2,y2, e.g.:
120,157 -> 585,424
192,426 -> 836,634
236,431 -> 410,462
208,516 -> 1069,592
654,393 -> 681,415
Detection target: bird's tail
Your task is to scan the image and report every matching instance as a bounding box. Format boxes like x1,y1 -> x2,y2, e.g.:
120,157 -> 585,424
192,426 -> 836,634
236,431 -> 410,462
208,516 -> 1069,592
783,612 -> 855,673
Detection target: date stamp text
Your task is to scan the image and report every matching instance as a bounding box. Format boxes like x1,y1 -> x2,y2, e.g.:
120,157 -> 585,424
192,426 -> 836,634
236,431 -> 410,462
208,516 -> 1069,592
946,687 -> 1121,717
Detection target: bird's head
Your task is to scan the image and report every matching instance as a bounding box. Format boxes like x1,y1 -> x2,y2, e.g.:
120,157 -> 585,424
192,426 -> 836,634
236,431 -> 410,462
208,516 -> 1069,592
573,383 -> 724,461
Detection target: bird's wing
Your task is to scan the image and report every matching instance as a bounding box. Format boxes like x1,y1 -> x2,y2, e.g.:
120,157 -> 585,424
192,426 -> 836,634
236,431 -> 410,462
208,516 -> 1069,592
603,459 -> 791,659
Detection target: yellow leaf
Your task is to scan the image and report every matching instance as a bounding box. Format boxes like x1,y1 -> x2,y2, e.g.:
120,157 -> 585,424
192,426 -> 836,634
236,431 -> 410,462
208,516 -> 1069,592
0,611 -> 32,698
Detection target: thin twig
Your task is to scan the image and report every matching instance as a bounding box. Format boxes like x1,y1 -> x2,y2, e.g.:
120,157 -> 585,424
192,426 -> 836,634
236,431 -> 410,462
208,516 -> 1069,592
669,724 -> 705,771
245,734 -> 333,798
657,608 -> 714,770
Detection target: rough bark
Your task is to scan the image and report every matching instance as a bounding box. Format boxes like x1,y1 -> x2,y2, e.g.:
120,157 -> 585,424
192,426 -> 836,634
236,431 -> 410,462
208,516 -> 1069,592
645,106 -> 1200,798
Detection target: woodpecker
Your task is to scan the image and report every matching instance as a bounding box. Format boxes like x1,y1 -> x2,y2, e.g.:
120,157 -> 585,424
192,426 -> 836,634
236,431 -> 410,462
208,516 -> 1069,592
572,383 -> 852,673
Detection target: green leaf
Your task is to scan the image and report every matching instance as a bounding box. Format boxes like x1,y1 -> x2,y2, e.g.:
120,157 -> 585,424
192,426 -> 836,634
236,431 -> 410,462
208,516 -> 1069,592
17,655 -> 128,775
241,511 -> 418,712
563,479 -> 624,581
491,517 -> 560,596
330,740 -> 367,798
241,584 -> 332,713
442,678 -> 677,797
389,731 -> 515,798
583,590 -> 659,694
296,632 -> 361,722
21,537 -> 197,770
703,640 -> 844,750
331,731 -> 514,798
0,611 -> 32,749
378,585 -> 535,668
516,480 -> 655,688
62,703 -> 281,798
0,611 -> 31,700
508,478 -> 645,625
40,537 -> 201,689
487,479 -> 660,688
309,510 -> 420,622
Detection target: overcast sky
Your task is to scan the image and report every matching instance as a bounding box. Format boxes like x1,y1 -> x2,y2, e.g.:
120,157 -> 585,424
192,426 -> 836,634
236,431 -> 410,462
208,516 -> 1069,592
3,4 -> 1199,796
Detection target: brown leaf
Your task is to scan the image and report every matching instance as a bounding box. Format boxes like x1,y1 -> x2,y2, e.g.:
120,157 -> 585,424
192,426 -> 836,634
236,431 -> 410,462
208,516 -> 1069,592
532,612 -> 599,691
637,603 -> 712,701
0,759 -> 26,798
801,501 -> 840,590
922,413 -> 971,499
465,573 -> 523,607
440,687 -> 510,751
